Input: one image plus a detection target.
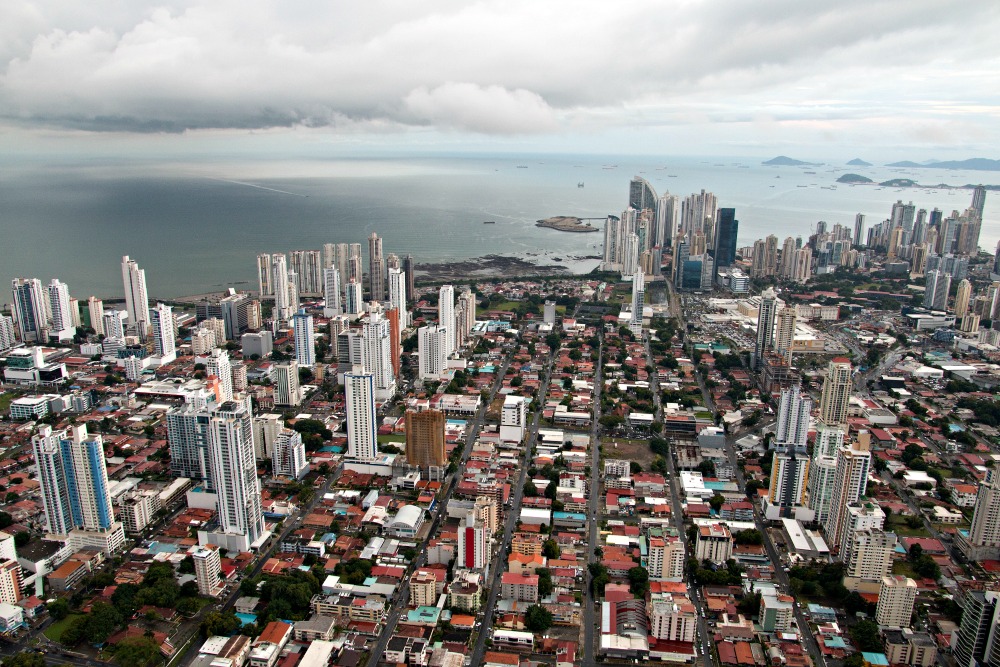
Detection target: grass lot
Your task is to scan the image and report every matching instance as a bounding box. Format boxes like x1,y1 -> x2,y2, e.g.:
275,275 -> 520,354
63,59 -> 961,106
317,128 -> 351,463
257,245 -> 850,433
602,438 -> 656,468
44,614 -> 82,642
377,434 -> 405,444
886,513 -> 931,537
0,392 -> 20,414
929,467 -> 953,478
892,561 -> 919,578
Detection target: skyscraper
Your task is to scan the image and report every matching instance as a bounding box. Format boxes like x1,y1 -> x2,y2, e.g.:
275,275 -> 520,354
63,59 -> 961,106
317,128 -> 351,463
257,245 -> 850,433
149,303 -> 176,364
630,271 -> 644,335
205,398 -> 265,552
323,267 -> 341,318
0,316 -> 15,354
752,287 -> 777,370
439,285 -> 456,354
967,470 -> 1000,554
121,256 -> 150,339
11,278 -> 47,343
713,208 -> 738,273
824,440 -> 873,556
876,576 -> 917,629
767,384 -> 812,517
418,325 -> 448,380
166,389 -> 218,486
368,232 -> 385,301
273,361 -> 302,406
361,310 -> 396,400
292,309 -> 315,367
953,591 -> 1000,667
819,358 -> 852,427
955,279 -> 972,320
271,254 -> 291,321
405,409 -> 446,468
629,176 -> 658,213
402,255 -> 416,305
345,279 -> 363,316
655,194 -> 679,250
257,253 -> 274,297
388,268 -> 408,328
774,307 -> 796,365
807,424 -> 845,524
924,269 -> 951,311
46,279 -> 75,341
88,296 -> 105,336
205,348 -> 234,403
32,424 -> 125,553
853,213 -> 865,247
345,372 -> 378,461
272,429 -> 308,480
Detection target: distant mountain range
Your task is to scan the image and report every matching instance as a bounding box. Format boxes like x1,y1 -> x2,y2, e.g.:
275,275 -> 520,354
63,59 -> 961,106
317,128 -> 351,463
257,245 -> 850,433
762,156 -> 822,166
885,158 -> 1000,171
846,158 -> 872,166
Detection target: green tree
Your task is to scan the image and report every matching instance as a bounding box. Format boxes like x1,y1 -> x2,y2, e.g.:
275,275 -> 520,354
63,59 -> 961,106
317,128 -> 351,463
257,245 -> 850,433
627,566 -> 649,597
542,539 -> 561,559
113,636 -> 163,667
47,597 -> 70,620
1,652 -> 46,667
535,568 -> 553,598
850,620 -> 883,652
524,604 -> 554,633
200,610 -> 241,638
0,512 -> 11,529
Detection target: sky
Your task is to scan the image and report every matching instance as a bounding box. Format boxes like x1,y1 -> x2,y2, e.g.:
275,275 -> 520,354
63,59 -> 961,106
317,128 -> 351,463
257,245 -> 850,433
2,0 -> 1000,160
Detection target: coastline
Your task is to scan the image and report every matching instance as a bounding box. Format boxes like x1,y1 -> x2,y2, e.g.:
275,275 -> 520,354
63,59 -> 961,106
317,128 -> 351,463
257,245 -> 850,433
535,216 -> 601,233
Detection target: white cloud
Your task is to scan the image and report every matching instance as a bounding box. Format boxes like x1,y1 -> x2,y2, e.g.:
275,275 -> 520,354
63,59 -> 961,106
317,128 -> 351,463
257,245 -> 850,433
0,0 -> 997,154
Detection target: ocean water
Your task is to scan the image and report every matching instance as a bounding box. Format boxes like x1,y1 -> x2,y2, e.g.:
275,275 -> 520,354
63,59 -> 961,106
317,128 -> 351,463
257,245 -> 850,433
1,153 -> 996,299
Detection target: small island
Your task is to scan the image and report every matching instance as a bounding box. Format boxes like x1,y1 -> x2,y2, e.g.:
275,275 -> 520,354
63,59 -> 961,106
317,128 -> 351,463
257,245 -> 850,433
762,155 -> 822,166
846,158 -> 872,166
535,216 -> 599,233
880,178 -> 917,187
837,173 -> 874,183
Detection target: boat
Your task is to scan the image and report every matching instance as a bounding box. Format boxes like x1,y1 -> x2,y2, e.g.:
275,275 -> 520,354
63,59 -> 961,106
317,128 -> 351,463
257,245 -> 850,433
668,175 -> 678,178
578,182 -> 585,188
516,165 -> 528,169
483,221 -> 496,224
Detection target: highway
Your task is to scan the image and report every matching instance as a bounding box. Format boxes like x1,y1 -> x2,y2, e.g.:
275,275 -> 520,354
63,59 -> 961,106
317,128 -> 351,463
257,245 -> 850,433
581,337 -> 602,667
466,349 -> 556,667
366,353 -> 513,666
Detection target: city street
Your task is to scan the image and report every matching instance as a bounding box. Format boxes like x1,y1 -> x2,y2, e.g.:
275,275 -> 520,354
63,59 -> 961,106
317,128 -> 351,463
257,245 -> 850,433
581,337 -> 602,667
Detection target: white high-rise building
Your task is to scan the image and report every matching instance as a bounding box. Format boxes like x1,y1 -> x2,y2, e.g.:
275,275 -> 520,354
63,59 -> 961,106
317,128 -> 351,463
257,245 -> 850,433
834,501 -> 883,565
345,279 -> 363,316
417,325 -> 448,380
807,424 -> 845,524
166,389 -> 218,486
11,278 -> 47,343
368,232 -> 385,301
87,297 -> 105,336
103,310 -> 128,340
458,288 -> 477,342
252,414 -> 283,459
121,256 -> 150,339
149,303 -> 176,365
272,429 -> 308,480
273,361 -> 302,407
204,348 -> 234,403
825,440 -> 873,556
774,307 -> 796,365
753,287 -> 777,369
292,309 -> 315,367
271,254 -> 291,322
439,285 -> 455,354
361,310 -> 396,400
68,297 -> 82,328
388,268 -> 408,328
32,424 -> 125,553
924,269 -> 950,311
649,597 -> 698,643
876,576 -> 917,629
0,316 -> 15,353
647,538 -> 685,580
819,358 -> 853,427
257,253 -> 274,297
204,398 -> 266,552
322,267 -> 342,318
456,511 -> 491,572
499,395 -> 528,443
46,279 -> 75,341
192,545 -> 223,597
845,530 -> 897,591
774,384 -> 811,452
768,451 -> 809,515
968,470 -> 1000,553
630,271 -> 645,335
345,372 -> 378,461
